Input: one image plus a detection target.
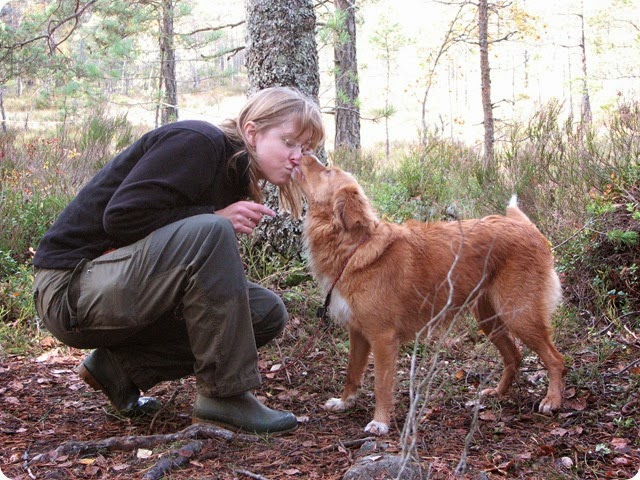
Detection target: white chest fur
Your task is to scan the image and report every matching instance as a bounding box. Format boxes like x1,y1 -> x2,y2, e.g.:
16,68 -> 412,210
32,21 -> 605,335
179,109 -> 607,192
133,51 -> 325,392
317,275 -> 352,327
328,289 -> 352,326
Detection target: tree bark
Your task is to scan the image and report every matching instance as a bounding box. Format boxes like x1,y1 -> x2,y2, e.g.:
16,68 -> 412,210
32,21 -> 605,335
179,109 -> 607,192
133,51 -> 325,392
0,88 -> 6,133
246,0 -> 319,100
478,0 -> 494,171
160,0 -> 178,125
578,3 -> 592,126
333,0 -> 360,151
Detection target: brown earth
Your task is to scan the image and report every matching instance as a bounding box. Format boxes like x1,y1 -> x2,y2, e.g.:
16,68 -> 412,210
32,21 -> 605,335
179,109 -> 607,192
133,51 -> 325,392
1,308 -> 639,480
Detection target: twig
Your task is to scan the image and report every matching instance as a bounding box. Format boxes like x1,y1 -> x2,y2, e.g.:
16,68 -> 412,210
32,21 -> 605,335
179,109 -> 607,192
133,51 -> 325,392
552,219 -> 593,251
617,357 -> 640,375
318,436 -> 376,452
234,469 -> 270,480
149,388 -> 180,434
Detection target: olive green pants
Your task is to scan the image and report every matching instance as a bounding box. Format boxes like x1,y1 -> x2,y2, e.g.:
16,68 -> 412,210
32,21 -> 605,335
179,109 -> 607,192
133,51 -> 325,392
33,214 -> 287,397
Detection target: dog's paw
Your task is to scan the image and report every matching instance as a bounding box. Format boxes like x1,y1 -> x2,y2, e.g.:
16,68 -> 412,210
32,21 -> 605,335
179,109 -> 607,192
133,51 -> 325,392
479,387 -> 501,398
323,397 -> 352,412
538,395 -> 562,414
364,420 -> 389,436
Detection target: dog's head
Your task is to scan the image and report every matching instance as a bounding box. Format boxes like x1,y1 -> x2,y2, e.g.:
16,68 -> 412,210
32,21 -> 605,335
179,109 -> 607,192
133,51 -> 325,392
293,155 -> 378,234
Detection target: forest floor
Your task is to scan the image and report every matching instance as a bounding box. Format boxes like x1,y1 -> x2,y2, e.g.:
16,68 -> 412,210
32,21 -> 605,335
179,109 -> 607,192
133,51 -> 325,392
1,308 -> 639,480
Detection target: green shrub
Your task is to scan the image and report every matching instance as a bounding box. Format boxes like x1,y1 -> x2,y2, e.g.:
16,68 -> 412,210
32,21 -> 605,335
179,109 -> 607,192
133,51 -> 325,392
0,188 -> 70,260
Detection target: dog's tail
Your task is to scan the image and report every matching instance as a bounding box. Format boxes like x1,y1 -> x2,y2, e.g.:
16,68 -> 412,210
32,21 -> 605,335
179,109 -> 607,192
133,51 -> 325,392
506,194 -> 533,224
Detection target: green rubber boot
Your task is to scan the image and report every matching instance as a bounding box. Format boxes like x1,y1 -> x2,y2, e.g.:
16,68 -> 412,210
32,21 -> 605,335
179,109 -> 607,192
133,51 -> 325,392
193,392 -> 297,435
77,348 -> 160,417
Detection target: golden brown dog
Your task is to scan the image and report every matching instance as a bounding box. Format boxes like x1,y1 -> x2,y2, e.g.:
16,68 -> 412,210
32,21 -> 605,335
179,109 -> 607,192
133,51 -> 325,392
292,155 -> 566,435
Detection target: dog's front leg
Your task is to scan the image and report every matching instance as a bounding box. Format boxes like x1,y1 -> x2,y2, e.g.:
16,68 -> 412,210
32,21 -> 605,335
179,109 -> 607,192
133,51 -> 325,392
324,326 -> 370,413
366,333 -> 400,436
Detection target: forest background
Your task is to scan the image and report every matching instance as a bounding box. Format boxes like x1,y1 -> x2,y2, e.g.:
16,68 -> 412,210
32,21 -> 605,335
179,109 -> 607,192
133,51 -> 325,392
0,0 -> 639,479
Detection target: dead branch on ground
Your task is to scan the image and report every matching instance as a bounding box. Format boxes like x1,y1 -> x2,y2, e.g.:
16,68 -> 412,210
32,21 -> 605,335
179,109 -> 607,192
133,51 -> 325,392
27,423 -> 261,465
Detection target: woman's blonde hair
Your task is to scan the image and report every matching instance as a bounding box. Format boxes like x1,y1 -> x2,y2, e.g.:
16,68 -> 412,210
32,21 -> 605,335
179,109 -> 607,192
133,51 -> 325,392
220,86 -> 325,219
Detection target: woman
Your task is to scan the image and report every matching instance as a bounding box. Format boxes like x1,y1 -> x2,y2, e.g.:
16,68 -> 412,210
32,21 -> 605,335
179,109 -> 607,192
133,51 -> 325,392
32,86 -> 325,434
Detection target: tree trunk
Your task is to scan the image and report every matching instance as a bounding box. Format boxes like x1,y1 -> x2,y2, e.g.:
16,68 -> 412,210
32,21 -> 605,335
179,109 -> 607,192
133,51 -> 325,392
245,0 -> 320,260
160,0 -> 178,125
333,0 -> 360,151
0,87 -> 6,133
578,3 -> 592,125
478,0 -> 494,171
246,0 -> 319,100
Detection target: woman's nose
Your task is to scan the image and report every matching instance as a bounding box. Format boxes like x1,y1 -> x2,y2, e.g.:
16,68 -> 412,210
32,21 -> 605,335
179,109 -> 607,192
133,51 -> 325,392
289,148 -> 303,162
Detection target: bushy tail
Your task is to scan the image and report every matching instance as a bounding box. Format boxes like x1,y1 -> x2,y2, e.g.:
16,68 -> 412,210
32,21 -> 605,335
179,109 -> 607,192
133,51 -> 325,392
506,194 -> 533,224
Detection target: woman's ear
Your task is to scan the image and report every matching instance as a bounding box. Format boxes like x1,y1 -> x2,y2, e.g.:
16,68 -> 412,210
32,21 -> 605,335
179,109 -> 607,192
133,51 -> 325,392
243,121 -> 257,147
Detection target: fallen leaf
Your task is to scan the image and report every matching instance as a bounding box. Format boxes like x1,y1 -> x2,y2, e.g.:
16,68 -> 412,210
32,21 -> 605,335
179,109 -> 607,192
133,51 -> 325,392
613,456 -> 633,466
480,411 -> 497,421
566,397 -> 587,411
35,348 -> 61,363
137,449 -> 153,459
284,468 -> 301,475
517,452 -> 532,461
296,415 -> 310,424
550,427 -> 568,437
536,445 -> 556,457
85,466 -> 100,475
39,337 -> 57,348
611,437 -> 629,453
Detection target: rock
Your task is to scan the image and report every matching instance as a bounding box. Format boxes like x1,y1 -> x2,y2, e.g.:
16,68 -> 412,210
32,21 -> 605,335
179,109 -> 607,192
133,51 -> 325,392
342,453 -> 421,480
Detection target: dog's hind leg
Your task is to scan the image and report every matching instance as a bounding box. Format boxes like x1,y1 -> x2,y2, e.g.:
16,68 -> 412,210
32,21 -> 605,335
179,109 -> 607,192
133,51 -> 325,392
474,295 -> 522,398
503,306 -> 565,413
324,325 -> 370,413
489,272 -> 565,413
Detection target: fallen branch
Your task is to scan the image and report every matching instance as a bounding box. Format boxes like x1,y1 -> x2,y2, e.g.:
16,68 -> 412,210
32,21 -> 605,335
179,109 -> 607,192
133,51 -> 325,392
317,437 -> 376,452
141,440 -> 203,480
28,423 -> 260,465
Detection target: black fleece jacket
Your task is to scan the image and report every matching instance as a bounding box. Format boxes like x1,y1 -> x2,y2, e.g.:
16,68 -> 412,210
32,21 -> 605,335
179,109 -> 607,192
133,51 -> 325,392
33,120 -> 250,270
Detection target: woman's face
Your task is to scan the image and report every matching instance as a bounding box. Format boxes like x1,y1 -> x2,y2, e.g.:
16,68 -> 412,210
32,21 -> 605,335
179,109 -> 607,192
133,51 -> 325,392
245,119 -> 311,186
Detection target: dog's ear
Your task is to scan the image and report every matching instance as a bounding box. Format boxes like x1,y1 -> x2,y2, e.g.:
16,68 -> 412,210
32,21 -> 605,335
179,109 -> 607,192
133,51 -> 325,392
333,184 -> 376,233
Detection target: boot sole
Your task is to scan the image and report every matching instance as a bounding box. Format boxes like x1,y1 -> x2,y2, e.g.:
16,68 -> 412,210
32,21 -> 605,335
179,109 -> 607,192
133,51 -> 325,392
191,416 -> 298,436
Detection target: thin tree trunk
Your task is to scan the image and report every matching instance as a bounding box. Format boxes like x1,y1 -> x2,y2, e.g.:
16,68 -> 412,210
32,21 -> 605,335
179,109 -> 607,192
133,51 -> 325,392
579,2 -> 591,125
478,0 -> 494,171
0,88 -> 6,133
160,0 -> 178,125
420,3 -> 464,148
334,0 -> 360,151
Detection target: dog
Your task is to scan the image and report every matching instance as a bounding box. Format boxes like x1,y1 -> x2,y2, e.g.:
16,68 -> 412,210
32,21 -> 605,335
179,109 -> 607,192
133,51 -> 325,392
292,155 -> 566,435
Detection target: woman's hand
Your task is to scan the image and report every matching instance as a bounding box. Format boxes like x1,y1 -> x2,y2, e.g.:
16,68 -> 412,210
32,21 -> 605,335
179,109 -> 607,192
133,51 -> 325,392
216,201 -> 276,235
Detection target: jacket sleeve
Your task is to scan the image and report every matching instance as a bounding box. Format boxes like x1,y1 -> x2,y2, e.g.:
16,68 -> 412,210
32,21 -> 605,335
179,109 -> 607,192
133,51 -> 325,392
103,128 -> 221,244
